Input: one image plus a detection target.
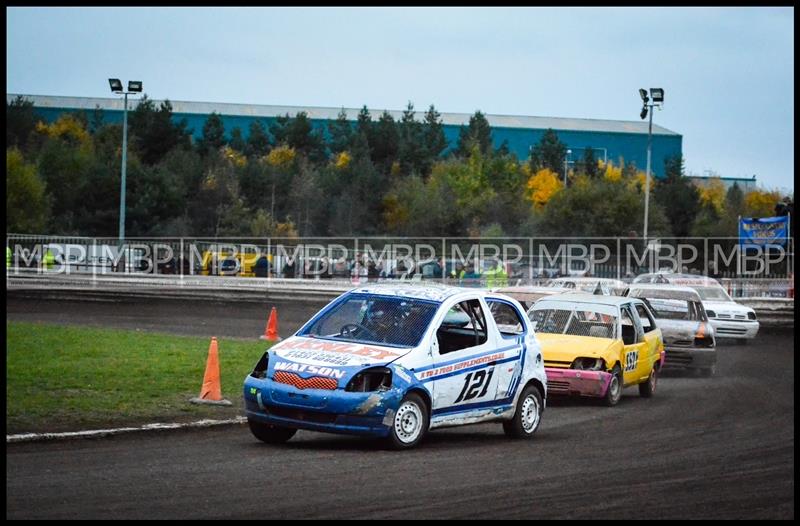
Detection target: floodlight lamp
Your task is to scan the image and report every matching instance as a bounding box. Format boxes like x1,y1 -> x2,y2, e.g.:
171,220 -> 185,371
128,81 -> 143,93
639,88 -> 649,102
109,78 -> 123,92
640,106 -> 648,120
650,88 -> 664,103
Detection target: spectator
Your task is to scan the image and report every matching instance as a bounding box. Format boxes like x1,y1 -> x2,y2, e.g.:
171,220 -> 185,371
367,260 -> 379,282
283,259 -> 296,279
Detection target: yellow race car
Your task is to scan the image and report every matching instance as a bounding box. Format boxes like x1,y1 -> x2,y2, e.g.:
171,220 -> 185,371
527,294 -> 665,406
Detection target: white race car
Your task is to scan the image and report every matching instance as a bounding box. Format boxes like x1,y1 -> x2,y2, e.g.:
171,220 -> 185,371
632,273 -> 759,340
244,284 -> 547,449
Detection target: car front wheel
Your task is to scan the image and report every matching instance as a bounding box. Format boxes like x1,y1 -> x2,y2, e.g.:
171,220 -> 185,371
604,364 -> 623,406
386,393 -> 428,450
503,385 -> 543,438
248,419 -> 297,444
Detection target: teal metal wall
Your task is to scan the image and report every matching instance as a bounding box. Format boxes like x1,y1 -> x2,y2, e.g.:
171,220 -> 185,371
32,106 -> 682,178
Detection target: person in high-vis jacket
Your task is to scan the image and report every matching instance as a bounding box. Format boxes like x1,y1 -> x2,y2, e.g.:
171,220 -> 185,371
42,247 -> 56,270
483,259 -> 508,288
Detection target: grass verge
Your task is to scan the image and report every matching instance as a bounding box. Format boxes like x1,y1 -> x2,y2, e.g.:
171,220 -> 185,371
6,321 -> 271,434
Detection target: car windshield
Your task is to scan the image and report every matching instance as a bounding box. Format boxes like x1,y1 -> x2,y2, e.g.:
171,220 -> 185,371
695,286 -> 733,302
644,298 -> 704,320
298,294 -> 439,348
529,308 -> 617,339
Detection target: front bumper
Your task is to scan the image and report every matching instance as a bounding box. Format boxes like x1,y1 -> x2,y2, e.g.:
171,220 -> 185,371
243,377 -> 401,437
545,367 -> 612,398
662,345 -> 716,371
709,319 -> 759,340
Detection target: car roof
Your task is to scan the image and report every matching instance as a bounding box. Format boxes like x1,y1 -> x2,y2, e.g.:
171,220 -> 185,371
635,273 -> 721,286
350,283 -> 476,303
535,293 -> 640,307
627,284 -> 703,301
492,286 -> 570,293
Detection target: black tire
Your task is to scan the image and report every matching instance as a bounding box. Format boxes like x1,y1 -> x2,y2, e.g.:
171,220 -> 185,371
604,364 -> 623,407
639,365 -> 658,398
248,419 -> 297,444
503,385 -> 544,439
385,393 -> 428,450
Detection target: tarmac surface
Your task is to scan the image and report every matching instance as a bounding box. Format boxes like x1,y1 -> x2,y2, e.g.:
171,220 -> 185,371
5,296 -> 795,519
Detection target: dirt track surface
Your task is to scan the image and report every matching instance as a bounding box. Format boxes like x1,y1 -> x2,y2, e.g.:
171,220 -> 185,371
5,297 -> 795,519
6,294 -> 329,338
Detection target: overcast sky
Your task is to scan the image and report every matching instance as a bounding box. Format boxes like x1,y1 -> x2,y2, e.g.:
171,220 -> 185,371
6,7 -> 794,192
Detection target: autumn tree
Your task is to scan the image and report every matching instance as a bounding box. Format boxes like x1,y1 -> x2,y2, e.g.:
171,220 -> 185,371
6,148 -> 48,232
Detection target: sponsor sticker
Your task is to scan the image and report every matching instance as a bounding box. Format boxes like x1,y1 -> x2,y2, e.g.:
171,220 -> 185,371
274,361 -> 346,379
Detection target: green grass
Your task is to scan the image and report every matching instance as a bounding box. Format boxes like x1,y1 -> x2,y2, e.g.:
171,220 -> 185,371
6,321 -> 272,434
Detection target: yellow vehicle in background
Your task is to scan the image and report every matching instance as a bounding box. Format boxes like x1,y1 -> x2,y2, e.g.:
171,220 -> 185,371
198,250 -> 264,277
527,294 -> 665,406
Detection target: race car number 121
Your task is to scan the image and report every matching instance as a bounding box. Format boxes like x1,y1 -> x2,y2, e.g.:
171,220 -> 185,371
454,368 -> 495,403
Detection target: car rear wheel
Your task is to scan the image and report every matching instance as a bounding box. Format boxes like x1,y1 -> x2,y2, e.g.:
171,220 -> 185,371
248,419 -> 297,444
639,366 -> 658,398
503,385 -> 543,439
604,364 -> 623,406
386,393 -> 428,450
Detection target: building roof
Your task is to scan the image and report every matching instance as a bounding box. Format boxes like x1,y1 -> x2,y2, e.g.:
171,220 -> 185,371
7,93 -> 681,136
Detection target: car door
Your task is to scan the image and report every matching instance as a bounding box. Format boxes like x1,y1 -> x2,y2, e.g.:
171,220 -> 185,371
485,298 -> 527,402
634,301 -> 662,373
429,298 -> 501,415
620,304 -> 648,385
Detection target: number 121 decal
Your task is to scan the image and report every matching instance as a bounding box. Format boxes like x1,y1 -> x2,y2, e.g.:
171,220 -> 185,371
454,368 -> 494,403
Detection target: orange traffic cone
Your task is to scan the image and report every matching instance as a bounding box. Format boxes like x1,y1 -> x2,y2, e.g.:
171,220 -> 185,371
260,307 -> 282,341
190,337 -> 232,406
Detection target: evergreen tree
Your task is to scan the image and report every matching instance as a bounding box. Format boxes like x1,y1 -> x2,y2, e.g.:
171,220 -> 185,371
580,147 -> 599,178
422,105 -> 447,156
370,111 -> 399,171
229,127 -> 246,152
455,110 -> 492,157
6,95 -> 37,149
197,112 -> 226,156
653,155 -> 699,237
246,120 -> 270,157
397,102 -> 425,175
327,108 -> 353,154
529,129 -> 567,174
129,97 -> 191,165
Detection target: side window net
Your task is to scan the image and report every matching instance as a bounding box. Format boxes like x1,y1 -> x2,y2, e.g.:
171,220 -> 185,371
488,301 -> 525,336
437,299 -> 488,354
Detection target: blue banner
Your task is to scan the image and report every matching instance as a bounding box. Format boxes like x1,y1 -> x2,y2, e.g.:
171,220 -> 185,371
739,216 -> 790,247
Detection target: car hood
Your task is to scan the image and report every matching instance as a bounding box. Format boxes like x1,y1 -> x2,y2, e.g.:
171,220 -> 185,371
655,319 -> 712,342
269,336 -> 413,368
702,301 -> 754,315
536,333 -> 618,362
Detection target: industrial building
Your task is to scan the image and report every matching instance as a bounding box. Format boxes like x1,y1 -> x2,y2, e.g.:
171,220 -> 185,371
8,94 -> 683,178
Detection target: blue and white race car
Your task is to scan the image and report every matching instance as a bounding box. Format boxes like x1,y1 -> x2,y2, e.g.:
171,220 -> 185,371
243,284 -> 547,449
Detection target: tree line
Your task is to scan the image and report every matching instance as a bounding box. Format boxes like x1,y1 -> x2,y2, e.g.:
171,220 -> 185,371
6,95 -> 793,239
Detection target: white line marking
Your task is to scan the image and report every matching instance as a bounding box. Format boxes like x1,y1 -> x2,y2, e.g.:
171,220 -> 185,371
7,417 -> 247,443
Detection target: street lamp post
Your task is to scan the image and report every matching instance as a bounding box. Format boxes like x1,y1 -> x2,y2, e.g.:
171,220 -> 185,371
108,78 -> 142,246
639,88 -> 664,245
564,149 -> 572,186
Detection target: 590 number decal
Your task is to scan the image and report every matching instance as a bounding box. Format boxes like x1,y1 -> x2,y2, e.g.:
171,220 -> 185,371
624,350 -> 638,372
454,368 -> 494,403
